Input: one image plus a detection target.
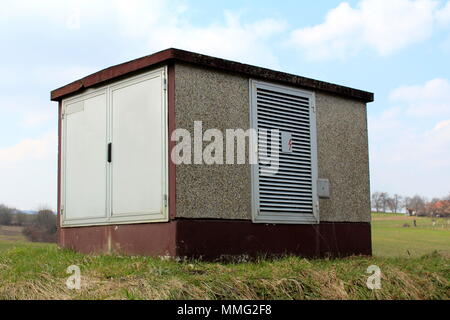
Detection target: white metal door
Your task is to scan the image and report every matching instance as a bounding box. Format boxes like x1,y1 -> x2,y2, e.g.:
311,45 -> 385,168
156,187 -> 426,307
110,72 -> 166,221
61,68 -> 168,227
63,91 -> 108,223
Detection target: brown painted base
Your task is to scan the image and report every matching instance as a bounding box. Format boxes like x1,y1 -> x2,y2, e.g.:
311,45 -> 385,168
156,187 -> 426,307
59,222 -> 177,256
59,219 -> 371,259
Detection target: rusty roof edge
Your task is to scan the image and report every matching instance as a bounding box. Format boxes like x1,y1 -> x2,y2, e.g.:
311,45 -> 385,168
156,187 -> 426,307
51,48 -> 374,103
170,49 -> 374,102
50,48 -> 175,101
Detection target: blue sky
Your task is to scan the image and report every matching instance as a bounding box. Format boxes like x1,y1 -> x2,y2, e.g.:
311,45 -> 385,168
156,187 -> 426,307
1,0 -> 449,210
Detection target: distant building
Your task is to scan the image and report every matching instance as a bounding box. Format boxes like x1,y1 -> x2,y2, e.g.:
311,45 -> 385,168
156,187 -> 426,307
424,200 -> 450,217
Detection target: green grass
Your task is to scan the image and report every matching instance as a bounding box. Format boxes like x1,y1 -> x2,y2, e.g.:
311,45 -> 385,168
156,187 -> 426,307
372,215 -> 450,258
0,240 -> 448,300
0,215 -> 448,300
372,212 -> 407,218
0,225 -> 26,242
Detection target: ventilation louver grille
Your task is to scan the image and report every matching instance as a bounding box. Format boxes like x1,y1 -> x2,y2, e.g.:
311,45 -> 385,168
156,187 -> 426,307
253,82 -> 318,223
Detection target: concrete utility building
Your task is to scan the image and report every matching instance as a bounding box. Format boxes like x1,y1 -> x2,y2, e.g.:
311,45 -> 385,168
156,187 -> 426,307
51,48 -> 374,259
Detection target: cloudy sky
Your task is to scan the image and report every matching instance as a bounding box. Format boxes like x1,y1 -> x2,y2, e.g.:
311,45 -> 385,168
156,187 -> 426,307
1,0 -> 450,210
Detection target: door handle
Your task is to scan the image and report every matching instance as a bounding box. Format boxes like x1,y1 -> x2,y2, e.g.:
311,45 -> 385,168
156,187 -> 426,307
107,143 -> 112,163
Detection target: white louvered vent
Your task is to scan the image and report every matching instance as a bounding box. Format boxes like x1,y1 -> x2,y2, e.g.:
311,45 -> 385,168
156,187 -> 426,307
251,80 -> 319,224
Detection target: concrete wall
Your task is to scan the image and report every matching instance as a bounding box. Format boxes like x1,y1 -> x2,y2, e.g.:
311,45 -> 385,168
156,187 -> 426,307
174,63 -> 252,220
315,93 -> 371,222
174,63 -> 371,223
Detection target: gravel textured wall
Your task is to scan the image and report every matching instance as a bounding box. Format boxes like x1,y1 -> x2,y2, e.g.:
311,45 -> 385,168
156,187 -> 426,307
174,63 -> 252,219
315,92 -> 371,222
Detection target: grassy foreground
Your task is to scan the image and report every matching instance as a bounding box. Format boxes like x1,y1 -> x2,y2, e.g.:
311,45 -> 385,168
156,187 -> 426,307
0,241 -> 448,300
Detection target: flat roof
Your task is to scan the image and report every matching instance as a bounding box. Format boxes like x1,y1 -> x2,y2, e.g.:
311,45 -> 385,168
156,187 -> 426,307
51,48 -> 374,103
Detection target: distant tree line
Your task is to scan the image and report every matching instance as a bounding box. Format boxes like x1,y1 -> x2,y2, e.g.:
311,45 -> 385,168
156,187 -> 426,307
371,192 -> 450,217
0,204 -> 28,226
0,204 -> 57,242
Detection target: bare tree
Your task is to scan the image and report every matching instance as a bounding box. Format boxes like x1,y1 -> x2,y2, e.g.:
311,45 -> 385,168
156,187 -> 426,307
371,192 -> 382,213
403,196 -> 412,214
387,194 -> 402,213
409,195 -> 426,215
379,192 -> 389,213
371,192 -> 393,213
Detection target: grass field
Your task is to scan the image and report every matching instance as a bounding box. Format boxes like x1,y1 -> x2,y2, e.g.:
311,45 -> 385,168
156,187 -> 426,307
0,214 -> 448,300
0,225 -> 26,242
372,214 -> 449,258
372,214 -> 450,257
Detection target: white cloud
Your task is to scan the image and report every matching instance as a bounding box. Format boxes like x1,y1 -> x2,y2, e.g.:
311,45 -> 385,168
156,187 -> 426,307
0,133 -> 57,210
288,0 -> 450,60
0,65 -> 97,96
147,12 -> 286,68
36,65 -> 98,89
3,0 -> 449,65
369,117 -> 450,197
389,78 -> 450,117
0,133 -> 56,163
0,0 -> 287,69
114,0 -> 172,38
0,95 -> 57,128
369,79 -> 450,198
112,0 -> 287,68
426,119 -> 450,167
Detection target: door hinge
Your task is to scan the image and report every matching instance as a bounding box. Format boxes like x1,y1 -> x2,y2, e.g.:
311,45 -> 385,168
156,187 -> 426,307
311,103 -> 316,113
164,194 -> 168,207
163,78 -> 167,91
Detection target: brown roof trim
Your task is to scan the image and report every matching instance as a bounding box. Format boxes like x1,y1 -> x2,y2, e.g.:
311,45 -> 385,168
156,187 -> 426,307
51,48 -> 374,102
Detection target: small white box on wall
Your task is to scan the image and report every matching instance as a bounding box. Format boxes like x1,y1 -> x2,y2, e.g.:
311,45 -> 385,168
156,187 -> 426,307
317,179 -> 330,199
